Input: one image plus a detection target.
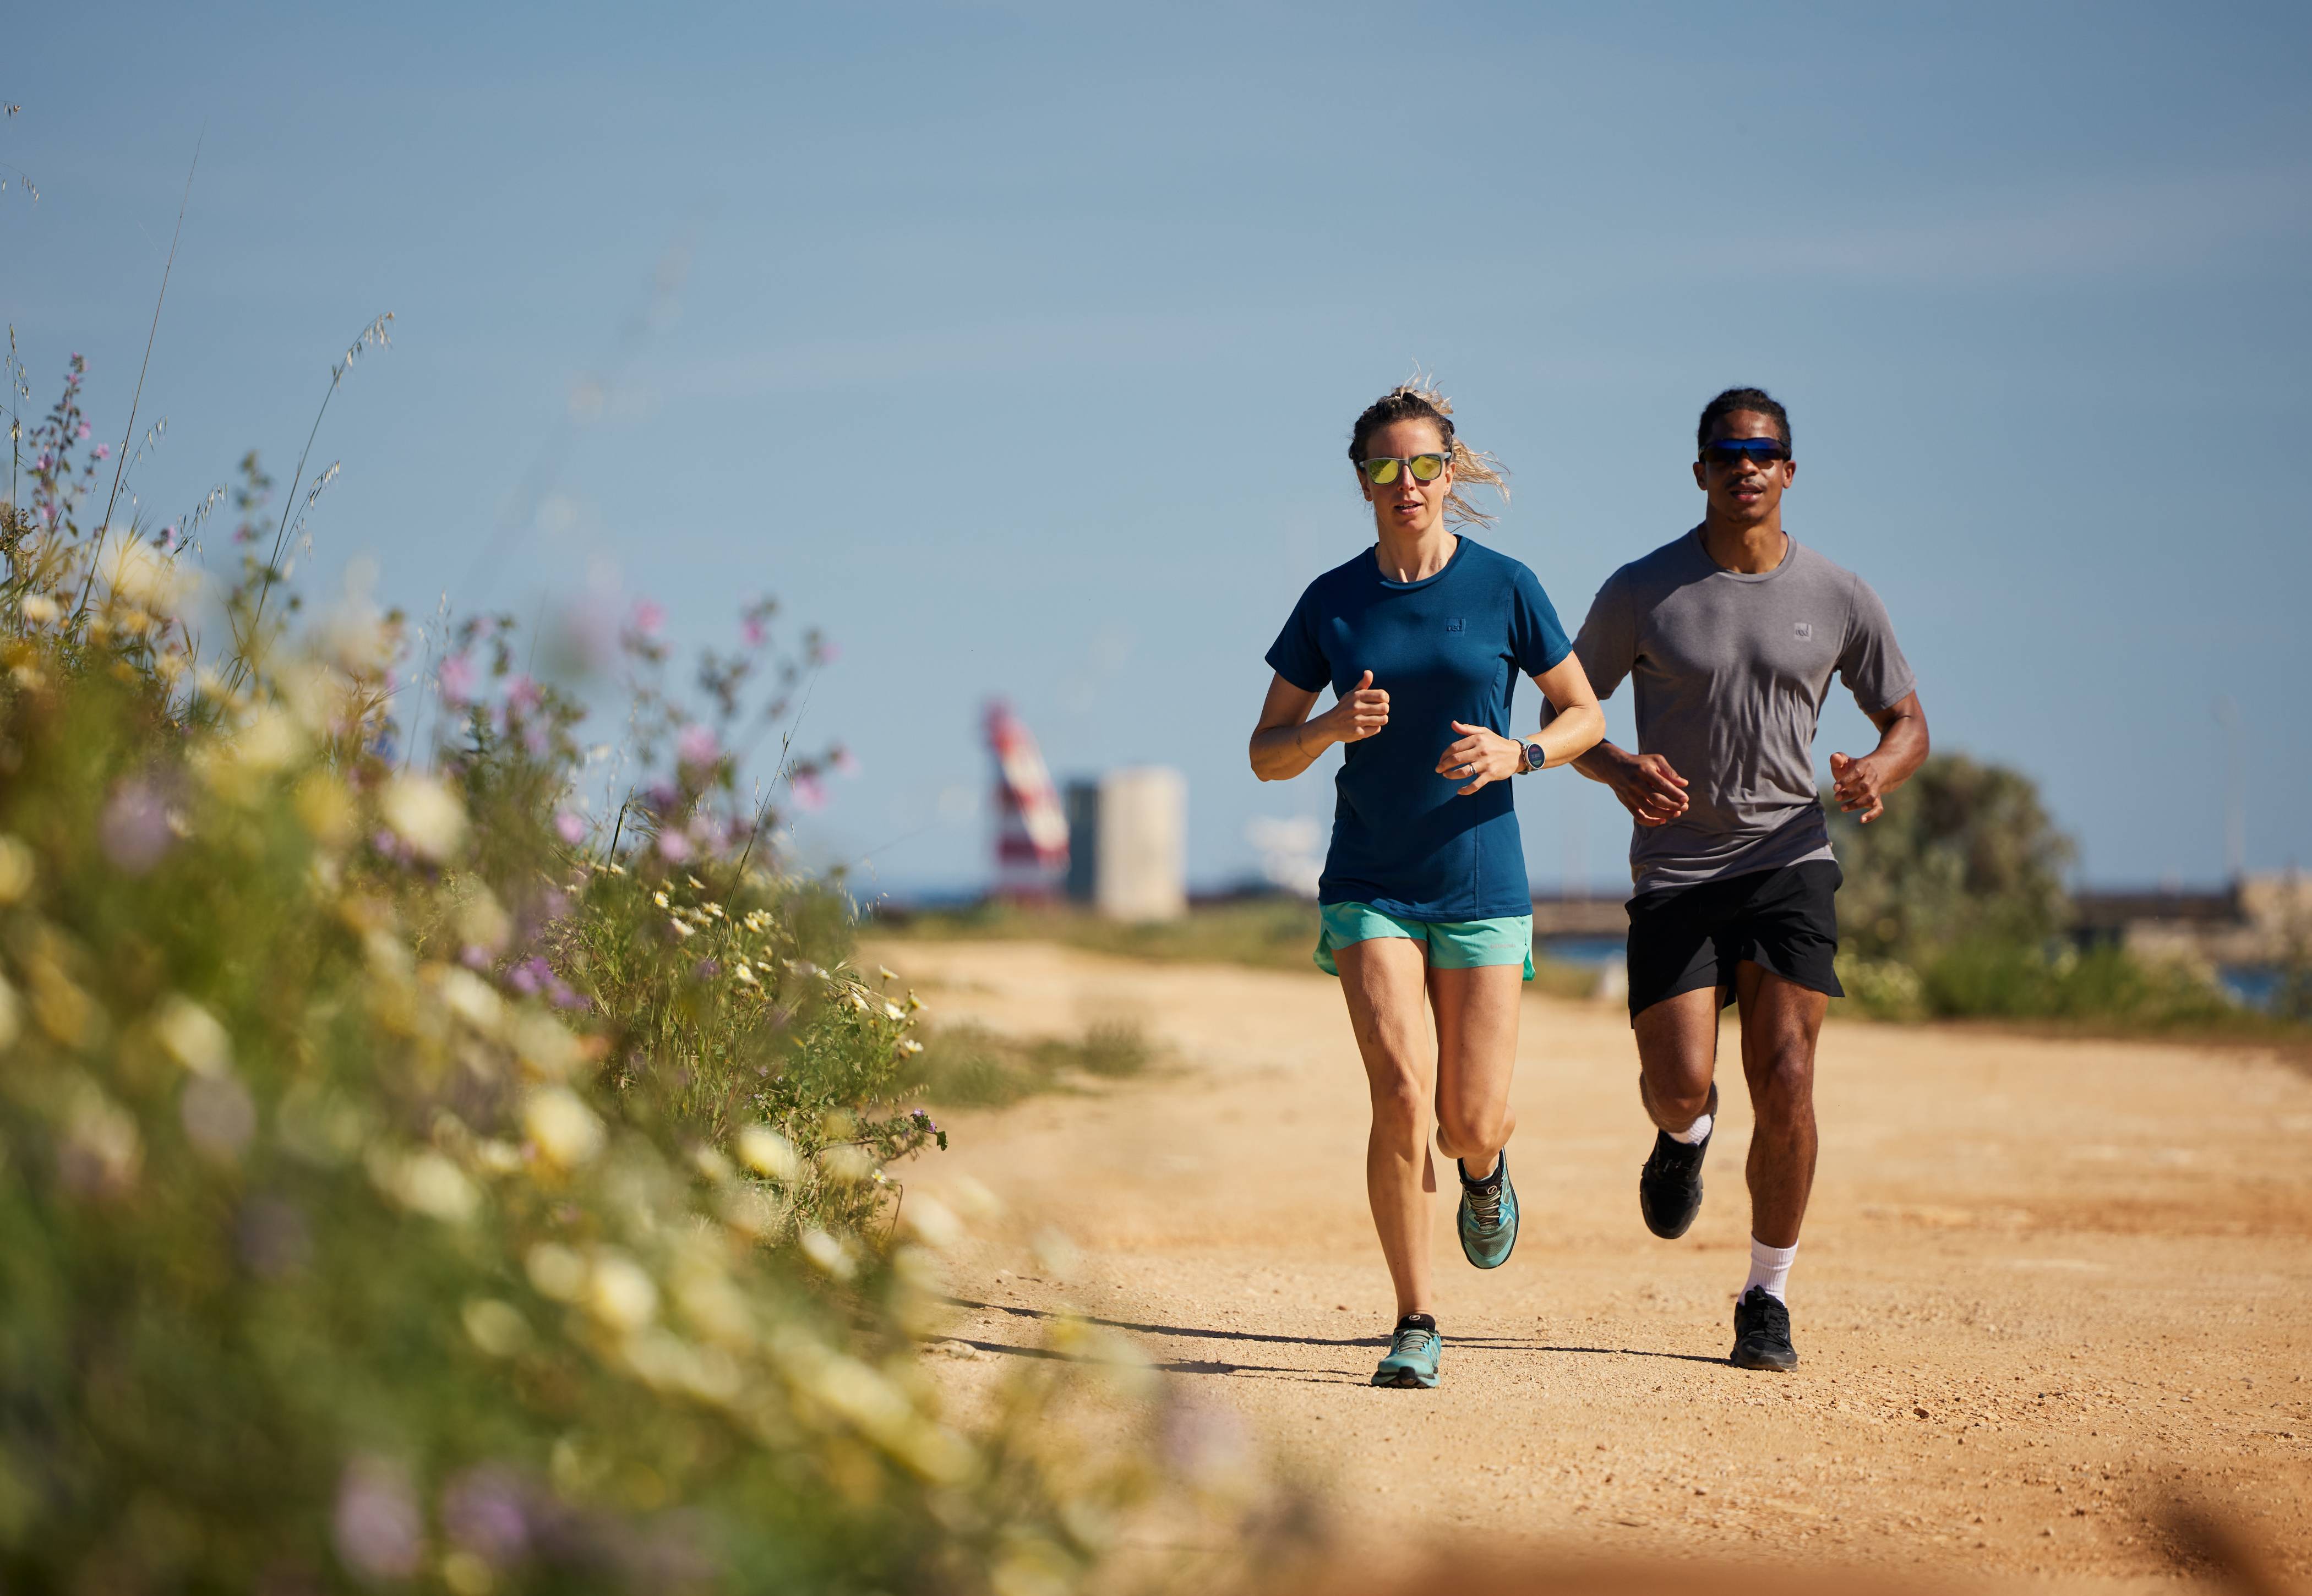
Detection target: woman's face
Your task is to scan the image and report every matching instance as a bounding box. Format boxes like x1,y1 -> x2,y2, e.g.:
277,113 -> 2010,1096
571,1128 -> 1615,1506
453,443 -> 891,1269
1356,418 -> 1454,540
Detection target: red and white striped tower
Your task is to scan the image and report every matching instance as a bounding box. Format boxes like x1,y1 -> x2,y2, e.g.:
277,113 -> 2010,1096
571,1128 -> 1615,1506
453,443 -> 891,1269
983,698 -> 1069,899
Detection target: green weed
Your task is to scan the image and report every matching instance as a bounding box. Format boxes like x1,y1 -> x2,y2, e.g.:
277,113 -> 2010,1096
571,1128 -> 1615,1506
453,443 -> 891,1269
0,345 -> 1245,1593
914,1019 -> 1154,1107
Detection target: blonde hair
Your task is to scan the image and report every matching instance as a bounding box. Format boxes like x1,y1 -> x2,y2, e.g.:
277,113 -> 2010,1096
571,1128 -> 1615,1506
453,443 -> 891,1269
1347,375 -> 1510,529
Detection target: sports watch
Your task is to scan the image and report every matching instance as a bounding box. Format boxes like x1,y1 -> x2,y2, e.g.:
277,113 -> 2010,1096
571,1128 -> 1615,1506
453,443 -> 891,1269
1519,739 -> 1548,774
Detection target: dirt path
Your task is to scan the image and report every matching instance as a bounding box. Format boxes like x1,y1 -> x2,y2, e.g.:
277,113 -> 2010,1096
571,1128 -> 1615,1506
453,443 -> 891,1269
865,938 -> 2312,1588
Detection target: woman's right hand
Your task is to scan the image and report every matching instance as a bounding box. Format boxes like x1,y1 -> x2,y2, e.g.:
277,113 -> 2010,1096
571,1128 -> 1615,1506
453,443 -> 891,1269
1313,670 -> 1389,746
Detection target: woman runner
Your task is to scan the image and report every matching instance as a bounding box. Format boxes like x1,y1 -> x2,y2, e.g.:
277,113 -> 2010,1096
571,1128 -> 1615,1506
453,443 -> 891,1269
1250,382 -> 1604,1388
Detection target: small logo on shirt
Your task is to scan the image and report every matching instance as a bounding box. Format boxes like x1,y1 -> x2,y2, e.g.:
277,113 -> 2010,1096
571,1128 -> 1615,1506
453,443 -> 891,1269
1445,617 -> 1466,634
1792,621 -> 1814,641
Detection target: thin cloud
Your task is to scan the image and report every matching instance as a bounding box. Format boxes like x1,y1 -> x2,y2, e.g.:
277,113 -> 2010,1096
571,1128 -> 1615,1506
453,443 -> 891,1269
1742,166 -> 2312,285
659,307 -> 1322,403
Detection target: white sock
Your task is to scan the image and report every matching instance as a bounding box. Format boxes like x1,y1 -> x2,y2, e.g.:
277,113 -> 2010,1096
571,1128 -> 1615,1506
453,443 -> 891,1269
1667,1112 -> 1712,1146
1743,1237 -> 1797,1303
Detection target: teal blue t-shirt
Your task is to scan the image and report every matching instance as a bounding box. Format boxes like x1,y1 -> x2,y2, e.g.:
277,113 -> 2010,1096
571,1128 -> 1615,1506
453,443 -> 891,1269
1266,537 -> 1571,921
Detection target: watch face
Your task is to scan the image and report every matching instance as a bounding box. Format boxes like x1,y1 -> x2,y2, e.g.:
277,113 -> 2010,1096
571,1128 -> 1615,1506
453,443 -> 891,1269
1524,742 -> 1547,771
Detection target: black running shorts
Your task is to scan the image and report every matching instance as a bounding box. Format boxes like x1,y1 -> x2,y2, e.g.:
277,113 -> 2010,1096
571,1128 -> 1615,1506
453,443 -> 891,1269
1623,861 -> 1844,1021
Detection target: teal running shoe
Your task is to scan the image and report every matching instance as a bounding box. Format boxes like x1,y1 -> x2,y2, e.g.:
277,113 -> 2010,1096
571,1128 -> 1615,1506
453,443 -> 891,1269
1371,1313 -> 1441,1389
1457,1151 -> 1518,1269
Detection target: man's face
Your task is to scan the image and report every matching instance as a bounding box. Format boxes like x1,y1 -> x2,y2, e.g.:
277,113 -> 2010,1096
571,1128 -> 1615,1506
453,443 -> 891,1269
1691,409 -> 1795,527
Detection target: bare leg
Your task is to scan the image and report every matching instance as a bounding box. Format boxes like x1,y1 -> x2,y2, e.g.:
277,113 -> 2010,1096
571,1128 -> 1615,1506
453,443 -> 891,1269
1427,963 -> 1525,1179
1335,937 -> 1438,1320
1732,962 -> 1828,1249
1632,985 -> 1721,1134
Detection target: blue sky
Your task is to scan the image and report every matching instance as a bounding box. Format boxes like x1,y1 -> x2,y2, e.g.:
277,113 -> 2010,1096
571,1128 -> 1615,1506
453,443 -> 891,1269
7,2 -> 2309,898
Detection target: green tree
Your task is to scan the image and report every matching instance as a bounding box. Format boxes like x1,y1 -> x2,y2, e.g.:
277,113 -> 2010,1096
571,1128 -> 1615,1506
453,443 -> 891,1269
1827,753 -> 2076,964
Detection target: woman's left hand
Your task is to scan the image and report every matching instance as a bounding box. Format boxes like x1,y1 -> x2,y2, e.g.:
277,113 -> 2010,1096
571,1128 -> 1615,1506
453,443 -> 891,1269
1435,722 -> 1523,795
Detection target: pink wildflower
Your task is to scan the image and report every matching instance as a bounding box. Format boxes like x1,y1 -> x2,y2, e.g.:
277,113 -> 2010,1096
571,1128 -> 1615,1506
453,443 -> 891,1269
632,599 -> 664,638
100,781 -> 174,875
92,444 -> 110,461
656,829 -> 693,863
676,723 -> 719,769
554,811 -> 587,845
437,654 -> 476,706
441,1467 -> 531,1564
334,1459 -> 424,1581
740,615 -> 766,648
504,673 -> 541,713
831,746 -> 859,777
76,422 -> 91,440
791,770 -> 827,813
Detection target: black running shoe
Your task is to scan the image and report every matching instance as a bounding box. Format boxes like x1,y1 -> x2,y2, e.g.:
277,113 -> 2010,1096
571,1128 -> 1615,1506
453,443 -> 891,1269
1730,1286 -> 1798,1371
1637,1081 -> 1717,1239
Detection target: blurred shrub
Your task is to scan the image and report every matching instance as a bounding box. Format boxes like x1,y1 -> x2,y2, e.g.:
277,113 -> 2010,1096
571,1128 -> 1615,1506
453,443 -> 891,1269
1525,955 -> 1606,1002
1835,955 -> 1928,1023
881,898 -> 1321,971
914,1021 -> 1152,1108
1075,1021 -> 1149,1079
0,355 -> 1207,1592
879,899 -> 1606,1001
1912,939 -> 2240,1027
1827,755 -> 2299,1032
1829,753 -> 2075,964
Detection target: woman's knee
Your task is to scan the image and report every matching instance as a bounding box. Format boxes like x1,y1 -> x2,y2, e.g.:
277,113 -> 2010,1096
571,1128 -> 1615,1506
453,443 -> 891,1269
1367,1073 -> 1426,1139
1436,1097 -> 1510,1157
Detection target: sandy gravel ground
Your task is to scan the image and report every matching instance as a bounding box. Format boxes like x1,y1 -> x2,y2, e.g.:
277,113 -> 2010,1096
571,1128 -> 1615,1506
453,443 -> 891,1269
864,938 -> 2312,1589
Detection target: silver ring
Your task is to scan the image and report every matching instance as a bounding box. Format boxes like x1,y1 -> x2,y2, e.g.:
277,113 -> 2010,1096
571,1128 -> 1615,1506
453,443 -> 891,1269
1460,763 -> 1475,775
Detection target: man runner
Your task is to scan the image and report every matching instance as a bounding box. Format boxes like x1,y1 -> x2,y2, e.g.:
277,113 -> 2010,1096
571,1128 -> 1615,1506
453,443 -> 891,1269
1552,387 -> 1928,1370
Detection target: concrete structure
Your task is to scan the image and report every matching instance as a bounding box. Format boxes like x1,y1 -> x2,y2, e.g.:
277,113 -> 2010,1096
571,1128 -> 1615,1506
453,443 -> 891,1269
1529,894 -> 1630,939
2076,872 -> 2311,966
1066,768 -> 1187,922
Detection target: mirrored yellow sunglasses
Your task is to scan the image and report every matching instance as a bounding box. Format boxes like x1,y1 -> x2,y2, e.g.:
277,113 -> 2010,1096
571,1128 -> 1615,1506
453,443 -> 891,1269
1358,453 -> 1449,485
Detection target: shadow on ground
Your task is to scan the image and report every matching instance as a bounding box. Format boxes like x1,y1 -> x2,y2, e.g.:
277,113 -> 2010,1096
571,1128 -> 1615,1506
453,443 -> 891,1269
942,1297 -> 1733,1381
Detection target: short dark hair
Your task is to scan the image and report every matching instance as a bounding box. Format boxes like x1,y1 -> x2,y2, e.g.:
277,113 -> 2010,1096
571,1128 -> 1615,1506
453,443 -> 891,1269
1697,387 -> 1791,455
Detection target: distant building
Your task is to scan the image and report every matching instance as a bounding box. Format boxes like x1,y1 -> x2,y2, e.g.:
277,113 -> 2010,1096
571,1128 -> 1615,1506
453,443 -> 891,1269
1064,768 -> 1186,922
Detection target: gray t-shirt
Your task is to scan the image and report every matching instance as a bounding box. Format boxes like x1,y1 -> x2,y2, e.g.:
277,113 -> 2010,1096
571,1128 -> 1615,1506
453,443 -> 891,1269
1556,529 -> 1916,893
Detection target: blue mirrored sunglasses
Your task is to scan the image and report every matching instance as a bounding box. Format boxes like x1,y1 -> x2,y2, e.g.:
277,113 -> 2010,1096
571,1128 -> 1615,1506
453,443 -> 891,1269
1700,438 -> 1791,467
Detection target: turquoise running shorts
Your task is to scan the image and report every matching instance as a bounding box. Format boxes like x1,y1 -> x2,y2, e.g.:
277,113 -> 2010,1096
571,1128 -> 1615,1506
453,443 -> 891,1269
1313,901 -> 1535,980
